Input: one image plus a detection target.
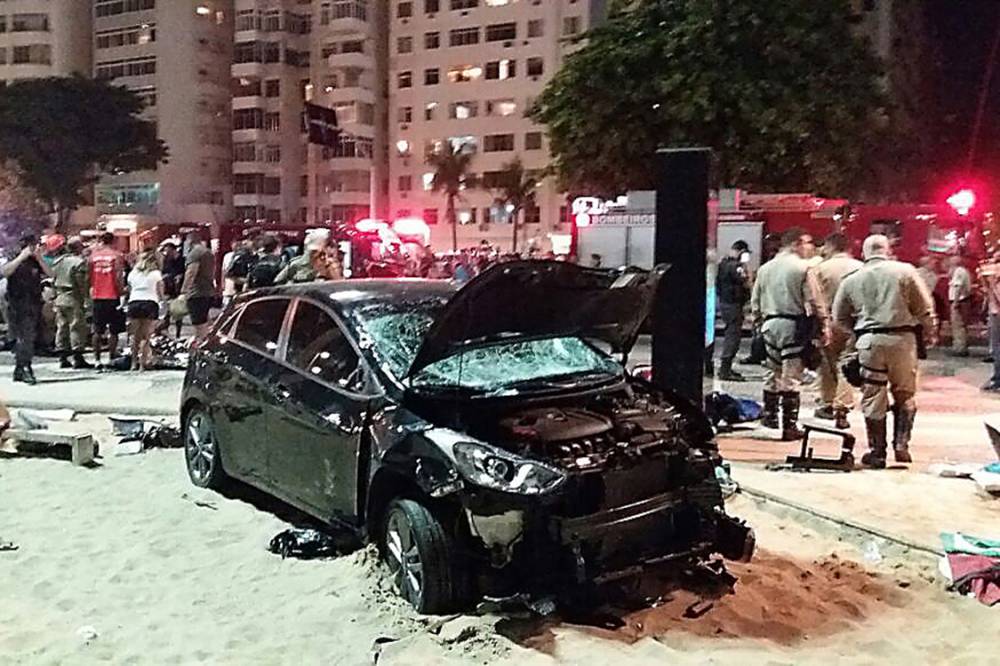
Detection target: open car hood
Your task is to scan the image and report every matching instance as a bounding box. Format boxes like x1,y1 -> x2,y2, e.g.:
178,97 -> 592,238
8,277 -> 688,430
406,261 -> 668,378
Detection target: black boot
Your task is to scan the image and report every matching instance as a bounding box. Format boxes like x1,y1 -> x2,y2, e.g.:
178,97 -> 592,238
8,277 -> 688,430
861,419 -> 888,469
72,352 -> 94,370
761,390 -> 780,429
59,352 -> 73,369
892,404 -> 916,464
834,408 -> 850,431
14,365 -> 37,385
814,405 -> 836,421
781,392 -> 805,441
24,366 -> 37,385
718,358 -> 745,382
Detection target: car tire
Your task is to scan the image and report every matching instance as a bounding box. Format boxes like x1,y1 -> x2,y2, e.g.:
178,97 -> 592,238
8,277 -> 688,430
184,407 -> 228,490
381,498 -> 469,614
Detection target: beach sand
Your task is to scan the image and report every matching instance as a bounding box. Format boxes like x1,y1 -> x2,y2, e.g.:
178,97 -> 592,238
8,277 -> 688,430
1,415 -> 997,665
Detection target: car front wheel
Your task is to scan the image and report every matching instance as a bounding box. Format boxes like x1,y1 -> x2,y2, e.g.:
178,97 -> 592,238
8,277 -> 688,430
381,498 -> 468,614
184,407 -> 227,489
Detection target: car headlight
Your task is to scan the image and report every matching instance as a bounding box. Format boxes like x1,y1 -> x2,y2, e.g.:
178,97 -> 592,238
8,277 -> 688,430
453,442 -> 566,495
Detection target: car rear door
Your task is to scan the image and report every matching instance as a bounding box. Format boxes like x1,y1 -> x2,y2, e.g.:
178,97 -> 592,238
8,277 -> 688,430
268,298 -> 371,522
222,297 -> 292,481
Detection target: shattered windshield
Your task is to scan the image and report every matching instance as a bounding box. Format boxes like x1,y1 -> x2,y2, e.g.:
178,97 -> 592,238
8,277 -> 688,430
355,306 -> 621,392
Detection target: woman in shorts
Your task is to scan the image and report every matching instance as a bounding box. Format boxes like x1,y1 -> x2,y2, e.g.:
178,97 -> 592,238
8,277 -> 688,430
126,248 -> 164,371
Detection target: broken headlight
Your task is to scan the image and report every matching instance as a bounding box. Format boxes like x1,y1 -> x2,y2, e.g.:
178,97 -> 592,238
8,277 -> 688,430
453,442 -> 566,495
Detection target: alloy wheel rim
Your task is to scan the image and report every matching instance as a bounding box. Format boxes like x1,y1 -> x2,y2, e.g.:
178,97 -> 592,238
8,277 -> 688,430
186,413 -> 216,483
385,510 -> 423,604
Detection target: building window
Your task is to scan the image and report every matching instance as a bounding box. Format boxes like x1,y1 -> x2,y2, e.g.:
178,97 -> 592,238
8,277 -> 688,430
398,71 -> 413,88
525,131 -> 543,150
483,134 -> 514,152
424,68 -> 440,85
233,76 -> 262,97
11,12 -> 51,34
448,135 -> 477,153
449,101 -> 478,119
448,64 -> 483,83
264,112 -> 281,131
94,56 -> 155,79
398,175 -> 413,192
96,24 -> 157,49
424,101 -> 437,121
449,27 -> 479,47
397,36 -> 413,53
450,0 -> 478,9
425,0 -> 440,12
424,208 -> 439,225
486,98 -> 517,116
233,142 -> 257,162
527,19 -> 543,38
94,0 -> 156,19
485,59 -> 515,80
264,79 -> 281,97
399,1 -> 414,18
264,145 -> 282,163
524,203 -> 541,225
424,31 -> 440,49
527,57 -> 544,77
233,108 -> 264,130
485,22 -> 517,42
399,106 -> 413,123
563,16 -> 581,36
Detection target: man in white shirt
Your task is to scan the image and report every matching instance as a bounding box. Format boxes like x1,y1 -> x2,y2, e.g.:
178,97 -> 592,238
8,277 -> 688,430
948,256 -> 972,357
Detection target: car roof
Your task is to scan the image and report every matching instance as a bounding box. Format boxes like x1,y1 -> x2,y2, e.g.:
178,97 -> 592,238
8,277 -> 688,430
244,278 -> 457,311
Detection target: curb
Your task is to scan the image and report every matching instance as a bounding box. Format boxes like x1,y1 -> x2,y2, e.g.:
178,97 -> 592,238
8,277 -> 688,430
5,400 -> 178,418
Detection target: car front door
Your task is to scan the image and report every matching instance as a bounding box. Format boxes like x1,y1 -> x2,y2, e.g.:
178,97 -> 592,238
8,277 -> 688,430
222,297 -> 292,481
268,298 -> 371,522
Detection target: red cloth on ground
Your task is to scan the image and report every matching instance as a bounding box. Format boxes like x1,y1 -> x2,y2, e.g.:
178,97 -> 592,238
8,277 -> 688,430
947,553 -> 1000,606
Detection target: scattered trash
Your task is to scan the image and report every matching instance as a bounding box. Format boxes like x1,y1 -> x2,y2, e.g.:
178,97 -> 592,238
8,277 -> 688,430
940,532 -> 1000,606
11,409 -> 76,431
863,540 -> 884,564
474,592 -> 555,617
370,636 -> 399,664
704,392 -> 762,429
928,463 -> 983,479
0,539 -> 18,552
114,440 -> 144,456
76,625 -> 99,643
180,493 -> 219,511
100,336 -> 190,372
716,464 -> 739,499
972,469 -> 1000,495
109,416 -> 147,438
109,418 -> 181,452
268,528 -> 340,559
141,424 -> 182,449
683,599 -> 714,619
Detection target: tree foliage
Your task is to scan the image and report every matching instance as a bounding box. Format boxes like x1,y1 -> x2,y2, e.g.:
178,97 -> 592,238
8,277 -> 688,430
0,161 -> 47,249
531,0 -> 891,198
491,158 -> 539,253
0,76 -> 168,216
427,142 -> 477,252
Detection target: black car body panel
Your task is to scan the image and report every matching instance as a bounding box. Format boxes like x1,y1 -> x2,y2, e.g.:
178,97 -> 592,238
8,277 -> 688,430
182,262 -> 753,602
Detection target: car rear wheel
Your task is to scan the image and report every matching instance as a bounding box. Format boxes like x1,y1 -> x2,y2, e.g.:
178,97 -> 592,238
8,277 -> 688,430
184,408 -> 227,489
381,498 -> 468,614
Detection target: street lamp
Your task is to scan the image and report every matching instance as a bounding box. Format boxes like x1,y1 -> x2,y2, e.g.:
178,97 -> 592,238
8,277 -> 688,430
948,188 -> 977,216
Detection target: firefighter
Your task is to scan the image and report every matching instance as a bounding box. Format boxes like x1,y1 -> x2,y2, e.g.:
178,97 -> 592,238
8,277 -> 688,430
50,236 -> 94,369
814,233 -> 863,429
715,240 -> 752,381
833,234 -> 937,469
751,228 -> 829,441
948,255 -> 972,357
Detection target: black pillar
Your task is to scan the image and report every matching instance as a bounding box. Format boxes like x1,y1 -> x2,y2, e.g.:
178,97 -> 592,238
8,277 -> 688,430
652,147 -> 710,404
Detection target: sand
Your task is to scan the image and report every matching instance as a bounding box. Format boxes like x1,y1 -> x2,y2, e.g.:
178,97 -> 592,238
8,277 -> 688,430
1,415 -> 997,665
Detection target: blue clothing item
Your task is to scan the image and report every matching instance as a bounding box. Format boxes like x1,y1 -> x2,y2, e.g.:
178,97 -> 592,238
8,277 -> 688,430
705,285 -> 717,347
453,264 -> 472,284
991,313 -> 1000,384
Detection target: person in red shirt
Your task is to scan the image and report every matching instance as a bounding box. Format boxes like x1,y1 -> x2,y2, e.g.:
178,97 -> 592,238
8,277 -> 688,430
88,232 -> 125,365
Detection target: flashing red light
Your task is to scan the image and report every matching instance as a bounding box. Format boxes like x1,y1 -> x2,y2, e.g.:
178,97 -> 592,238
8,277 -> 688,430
947,189 -> 977,216
355,218 -> 385,233
392,217 -> 430,243
575,212 -> 591,228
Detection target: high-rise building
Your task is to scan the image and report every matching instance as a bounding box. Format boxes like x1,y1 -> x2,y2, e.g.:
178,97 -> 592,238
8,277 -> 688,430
0,0 -> 92,82
387,0 -> 605,250
93,0 -> 234,231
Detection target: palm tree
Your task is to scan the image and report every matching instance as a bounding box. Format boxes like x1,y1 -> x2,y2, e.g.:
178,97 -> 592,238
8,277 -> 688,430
427,142 -> 476,252
493,157 -> 539,254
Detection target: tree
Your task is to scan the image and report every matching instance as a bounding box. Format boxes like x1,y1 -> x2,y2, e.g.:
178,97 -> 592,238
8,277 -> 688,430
0,161 -> 47,249
492,158 -> 539,254
426,142 -> 477,252
0,76 -> 168,227
530,0 -> 890,199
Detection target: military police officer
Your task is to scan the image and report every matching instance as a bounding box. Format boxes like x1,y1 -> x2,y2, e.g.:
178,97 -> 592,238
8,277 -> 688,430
833,234 -> 937,468
751,228 -> 829,441
50,236 -> 94,369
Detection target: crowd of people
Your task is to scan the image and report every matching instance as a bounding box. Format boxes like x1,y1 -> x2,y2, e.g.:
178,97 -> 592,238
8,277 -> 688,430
715,227 -> 1000,469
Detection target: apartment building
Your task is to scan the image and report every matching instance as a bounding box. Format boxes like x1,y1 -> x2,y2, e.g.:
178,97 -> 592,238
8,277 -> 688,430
93,0 -> 234,231
0,0 -> 92,82
388,0 -> 606,250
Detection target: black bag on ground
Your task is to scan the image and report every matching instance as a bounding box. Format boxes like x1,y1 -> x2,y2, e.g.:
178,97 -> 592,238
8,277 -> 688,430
268,529 -> 340,560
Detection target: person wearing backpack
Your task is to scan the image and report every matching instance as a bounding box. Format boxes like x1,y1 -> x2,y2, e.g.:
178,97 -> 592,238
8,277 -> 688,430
247,234 -> 285,289
223,240 -> 256,305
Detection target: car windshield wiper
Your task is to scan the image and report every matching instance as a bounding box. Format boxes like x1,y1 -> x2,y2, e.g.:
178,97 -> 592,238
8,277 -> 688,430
503,370 -> 621,392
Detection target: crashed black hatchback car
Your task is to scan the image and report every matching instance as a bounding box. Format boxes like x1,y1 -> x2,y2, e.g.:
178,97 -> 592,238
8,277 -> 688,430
181,261 -> 754,613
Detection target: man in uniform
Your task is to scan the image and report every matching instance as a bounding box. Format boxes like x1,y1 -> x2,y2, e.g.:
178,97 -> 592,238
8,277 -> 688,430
833,234 -> 937,468
814,233 -> 863,429
948,255 -> 972,357
751,228 -> 829,441
2,234 -> 51,384
275,230 -> 342,284
50,236 -> 93,369
716,240 -> 752,381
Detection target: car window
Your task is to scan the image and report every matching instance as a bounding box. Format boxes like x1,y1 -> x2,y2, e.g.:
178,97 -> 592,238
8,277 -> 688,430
286,301 -> 365,392
233,299 -> 289,356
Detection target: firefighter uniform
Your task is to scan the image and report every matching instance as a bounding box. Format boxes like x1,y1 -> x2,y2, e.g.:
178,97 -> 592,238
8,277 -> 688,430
751,249 -> 828,439
51,251 -> 91,366
833,257 -> 936,467
815,252 -> 863,427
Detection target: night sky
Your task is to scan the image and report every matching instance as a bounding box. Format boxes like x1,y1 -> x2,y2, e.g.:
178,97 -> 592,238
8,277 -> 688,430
926,0 -> 1000,198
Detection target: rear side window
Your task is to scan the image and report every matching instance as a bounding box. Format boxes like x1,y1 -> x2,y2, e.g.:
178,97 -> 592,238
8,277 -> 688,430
233,299 -> 289,355
286,301 -> 365,392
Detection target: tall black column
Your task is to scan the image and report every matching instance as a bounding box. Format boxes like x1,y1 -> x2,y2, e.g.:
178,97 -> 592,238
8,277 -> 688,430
652,147 -> 711,404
